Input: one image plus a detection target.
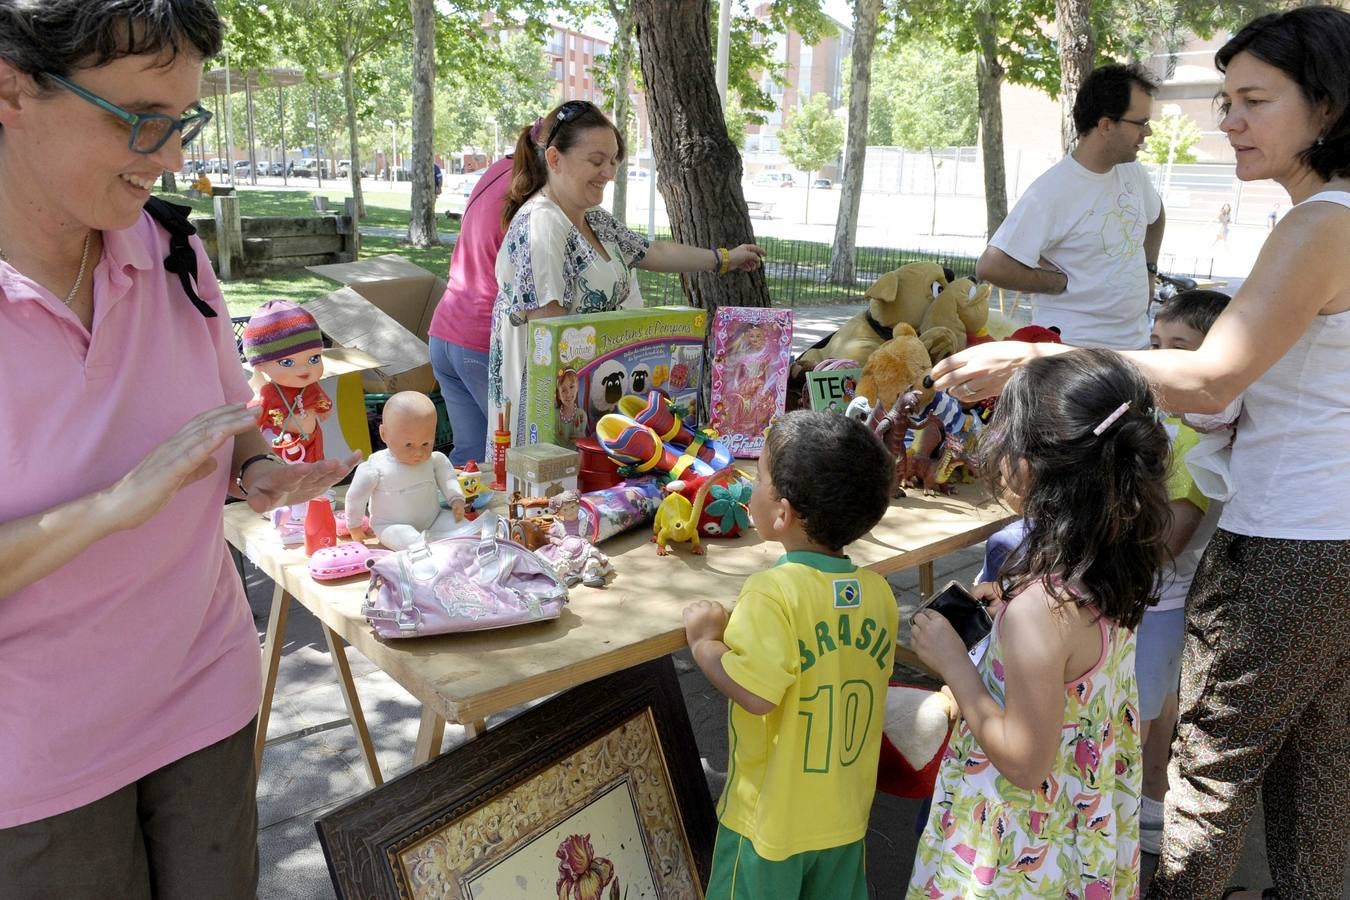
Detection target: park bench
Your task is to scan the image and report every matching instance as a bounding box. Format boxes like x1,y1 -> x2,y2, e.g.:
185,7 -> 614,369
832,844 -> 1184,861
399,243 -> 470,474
746,199 -> 774,219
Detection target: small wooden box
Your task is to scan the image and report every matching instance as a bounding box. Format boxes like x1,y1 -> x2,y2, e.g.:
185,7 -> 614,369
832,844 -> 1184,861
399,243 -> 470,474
506,444 -> 581,498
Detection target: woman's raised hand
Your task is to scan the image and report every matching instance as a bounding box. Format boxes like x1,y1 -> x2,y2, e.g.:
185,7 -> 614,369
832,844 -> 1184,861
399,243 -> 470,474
929,340 -> 1057,401
727,244 -> 767,271
104,403 -> 259,530
243,450 -> 362,514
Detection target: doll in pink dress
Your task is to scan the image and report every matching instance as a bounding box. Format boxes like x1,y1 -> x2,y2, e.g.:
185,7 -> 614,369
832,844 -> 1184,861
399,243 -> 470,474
721,319 -> 784,436
242,300 -> 333,464
533,490 -> 613,588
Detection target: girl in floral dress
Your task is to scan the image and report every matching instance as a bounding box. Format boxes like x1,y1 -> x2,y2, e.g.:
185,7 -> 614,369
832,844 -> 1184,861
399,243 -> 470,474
908,349 -> 1172,899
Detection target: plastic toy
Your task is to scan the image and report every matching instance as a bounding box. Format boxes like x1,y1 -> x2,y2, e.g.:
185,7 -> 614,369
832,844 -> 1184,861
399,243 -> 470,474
533,490 -> 614,588
457,460 -> 493,518
308,542 -> 390,581
651,468 -> 746,556
344,392 -> 468,550
242,299 -> 333,464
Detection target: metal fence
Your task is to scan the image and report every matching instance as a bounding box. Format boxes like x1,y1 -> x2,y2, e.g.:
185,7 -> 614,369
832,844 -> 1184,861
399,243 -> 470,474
632,229 -> 979,308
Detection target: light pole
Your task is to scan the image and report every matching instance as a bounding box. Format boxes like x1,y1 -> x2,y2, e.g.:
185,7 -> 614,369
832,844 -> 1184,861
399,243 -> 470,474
1161,103 -> 1182,204
486,115 -> 499,162
384,118 -> 398,179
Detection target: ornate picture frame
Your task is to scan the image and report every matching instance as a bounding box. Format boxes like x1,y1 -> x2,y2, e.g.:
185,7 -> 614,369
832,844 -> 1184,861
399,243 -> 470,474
316,656 -> 717,899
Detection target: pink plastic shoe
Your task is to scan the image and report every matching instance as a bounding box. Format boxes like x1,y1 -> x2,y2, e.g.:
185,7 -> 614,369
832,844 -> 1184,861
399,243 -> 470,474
618,391 -> 733,470
595,414 -> 712,479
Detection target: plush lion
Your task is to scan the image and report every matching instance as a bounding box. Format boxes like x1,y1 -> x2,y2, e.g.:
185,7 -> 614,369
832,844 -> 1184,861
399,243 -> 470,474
855,324 -> 934,410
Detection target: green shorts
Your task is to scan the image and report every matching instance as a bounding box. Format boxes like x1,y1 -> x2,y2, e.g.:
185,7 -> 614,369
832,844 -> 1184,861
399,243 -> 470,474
705,823 -> 867,900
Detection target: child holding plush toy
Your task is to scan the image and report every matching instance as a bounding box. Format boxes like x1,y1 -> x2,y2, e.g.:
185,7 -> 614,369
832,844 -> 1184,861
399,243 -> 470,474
907,349 -> 1170,899
345,392 -> 467,551
683,411 -> 896,900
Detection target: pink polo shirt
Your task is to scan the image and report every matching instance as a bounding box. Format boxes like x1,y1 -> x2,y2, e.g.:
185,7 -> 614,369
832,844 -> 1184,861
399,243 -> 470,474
427,156 -> 515,353
0,212 -> 261,827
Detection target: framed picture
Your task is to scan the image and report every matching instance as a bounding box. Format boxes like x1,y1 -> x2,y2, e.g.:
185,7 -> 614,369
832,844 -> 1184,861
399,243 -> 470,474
316,656 -> 717,899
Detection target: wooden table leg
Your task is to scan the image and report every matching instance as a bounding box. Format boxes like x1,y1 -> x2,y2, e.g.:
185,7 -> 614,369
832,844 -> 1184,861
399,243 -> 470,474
413,707 -> 446,764
919,561 -> 935,598
464,719 -> 487,739
255,582 -> 291,779
323,625 -> 383,786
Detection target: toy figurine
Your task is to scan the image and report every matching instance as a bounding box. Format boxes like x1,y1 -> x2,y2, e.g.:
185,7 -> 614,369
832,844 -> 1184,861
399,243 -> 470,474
457,460 -> 493,518
534,490 -> 613,588
651,468 -> 747,556
345,392 -> 468,551
242,299 -> 333,464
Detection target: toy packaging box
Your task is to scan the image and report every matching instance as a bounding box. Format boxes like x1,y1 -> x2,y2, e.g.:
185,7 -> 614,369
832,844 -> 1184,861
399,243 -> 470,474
807,367 -> 862,413
523,306 -> 708,448
708,307 -> 793,457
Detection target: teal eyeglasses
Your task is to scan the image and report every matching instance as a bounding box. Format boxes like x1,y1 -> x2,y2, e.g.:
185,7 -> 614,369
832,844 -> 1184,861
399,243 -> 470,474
45,73 -> 212,154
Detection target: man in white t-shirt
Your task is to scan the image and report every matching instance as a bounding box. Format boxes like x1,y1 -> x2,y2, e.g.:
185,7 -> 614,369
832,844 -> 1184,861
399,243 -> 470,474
977,63 -> 1167,349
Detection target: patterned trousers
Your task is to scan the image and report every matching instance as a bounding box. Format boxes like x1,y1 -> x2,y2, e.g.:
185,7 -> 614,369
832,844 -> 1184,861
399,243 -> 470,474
1147,530 -> 1350,899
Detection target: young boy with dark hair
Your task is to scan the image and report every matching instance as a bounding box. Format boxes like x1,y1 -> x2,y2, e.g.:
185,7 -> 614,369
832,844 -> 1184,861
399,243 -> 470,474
683,410 -> 898,899
1139,288 -> 1231,855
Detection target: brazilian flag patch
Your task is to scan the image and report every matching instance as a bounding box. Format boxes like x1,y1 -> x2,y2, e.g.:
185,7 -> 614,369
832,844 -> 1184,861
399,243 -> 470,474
833,578 -> 862,609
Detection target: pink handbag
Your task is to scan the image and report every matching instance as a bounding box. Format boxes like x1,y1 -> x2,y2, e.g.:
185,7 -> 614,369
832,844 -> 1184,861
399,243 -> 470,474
361,517 -> 569,638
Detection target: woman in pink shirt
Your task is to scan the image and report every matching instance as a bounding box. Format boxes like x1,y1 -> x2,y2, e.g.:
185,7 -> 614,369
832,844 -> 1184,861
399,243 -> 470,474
428,148 -> 523,467
0,2 -> 356,894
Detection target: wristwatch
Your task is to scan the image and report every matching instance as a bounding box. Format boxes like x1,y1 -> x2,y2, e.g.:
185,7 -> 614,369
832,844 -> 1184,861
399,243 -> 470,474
1146,261 -> 1159,276
235,452 -> 282,496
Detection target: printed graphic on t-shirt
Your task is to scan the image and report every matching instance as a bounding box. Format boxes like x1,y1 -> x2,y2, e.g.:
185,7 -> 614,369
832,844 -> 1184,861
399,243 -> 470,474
1098,183 -> 1148,261
799,678 -> 877,773
833,577 -> 862,609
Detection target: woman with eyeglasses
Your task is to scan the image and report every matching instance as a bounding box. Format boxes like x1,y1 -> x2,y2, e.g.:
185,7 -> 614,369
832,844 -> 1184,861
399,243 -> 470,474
487,99 -> 766,453
930,7 -> 1350,898
0,2 -> 356,893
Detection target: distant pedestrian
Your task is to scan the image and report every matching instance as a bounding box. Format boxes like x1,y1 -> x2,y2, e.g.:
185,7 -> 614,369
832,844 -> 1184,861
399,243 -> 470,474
1214,202 -> 1232,245
433,162 -> 443,197
1267,202 -> 1280,230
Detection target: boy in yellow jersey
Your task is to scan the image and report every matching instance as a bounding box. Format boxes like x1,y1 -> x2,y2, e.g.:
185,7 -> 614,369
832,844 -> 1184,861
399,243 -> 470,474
684,410 -> 898,899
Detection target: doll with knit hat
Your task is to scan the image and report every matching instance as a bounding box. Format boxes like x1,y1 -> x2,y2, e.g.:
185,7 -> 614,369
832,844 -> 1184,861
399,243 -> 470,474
242,300 -> 334,464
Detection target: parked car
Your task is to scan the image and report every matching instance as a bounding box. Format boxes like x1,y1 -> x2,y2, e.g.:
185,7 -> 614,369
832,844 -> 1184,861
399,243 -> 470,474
268,161 -> 286,176
812,178 -> 833,189
337,160 -> 368,178
288,161 -> 314,178
752,172 -> 795,187
625,167 -> 649,180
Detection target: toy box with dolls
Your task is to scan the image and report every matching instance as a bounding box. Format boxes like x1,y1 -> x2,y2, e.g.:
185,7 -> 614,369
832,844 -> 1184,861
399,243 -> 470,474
707,307 -> 793,457
522,307 -> 708,448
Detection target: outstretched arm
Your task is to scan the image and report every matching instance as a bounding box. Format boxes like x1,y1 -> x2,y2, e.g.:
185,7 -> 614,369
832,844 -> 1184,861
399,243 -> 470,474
638,241 -> 765,274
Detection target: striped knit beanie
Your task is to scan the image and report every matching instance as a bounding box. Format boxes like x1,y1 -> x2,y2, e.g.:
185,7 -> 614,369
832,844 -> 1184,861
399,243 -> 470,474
243,299 -> 322,366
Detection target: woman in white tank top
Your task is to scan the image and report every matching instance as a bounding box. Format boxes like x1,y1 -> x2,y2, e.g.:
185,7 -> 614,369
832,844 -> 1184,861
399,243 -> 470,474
928,7 -> 1350,898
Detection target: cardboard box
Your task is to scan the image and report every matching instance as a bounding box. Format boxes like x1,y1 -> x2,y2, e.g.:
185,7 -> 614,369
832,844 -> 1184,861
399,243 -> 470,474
505,443 -> 580,498
306,254 -> 445,394
523,306 -> 708,448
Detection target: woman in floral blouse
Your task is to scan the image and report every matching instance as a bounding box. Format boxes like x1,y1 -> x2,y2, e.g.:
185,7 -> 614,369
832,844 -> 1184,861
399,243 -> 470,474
487,100 -> 764,454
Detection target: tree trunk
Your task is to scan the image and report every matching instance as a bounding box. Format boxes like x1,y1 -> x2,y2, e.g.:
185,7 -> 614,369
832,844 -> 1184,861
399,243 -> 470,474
632,0 -> 769,309
341,52 -> 366,220
607,0 -> 633,225
804,176 -> 811,224
974,6 -> 1007,238
826,0 -> 881,286
1055,0 -> 1094,154
407,0 -> 437,247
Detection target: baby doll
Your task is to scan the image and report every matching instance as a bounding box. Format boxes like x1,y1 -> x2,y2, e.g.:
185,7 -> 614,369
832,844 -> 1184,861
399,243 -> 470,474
242,299 -> 333,464
534,490 -> 613,588
345,392 -> 468,550
556,368 -> 587,447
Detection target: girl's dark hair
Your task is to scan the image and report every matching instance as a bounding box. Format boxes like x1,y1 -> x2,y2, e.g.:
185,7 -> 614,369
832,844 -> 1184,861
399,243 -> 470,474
1216,5 -> 1350,181
0,0 -> 222,85
981,349 -> 1171,629
502,100 -> 625,229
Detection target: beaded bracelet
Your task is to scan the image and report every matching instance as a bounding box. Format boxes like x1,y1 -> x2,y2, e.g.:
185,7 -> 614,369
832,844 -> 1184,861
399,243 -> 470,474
718,247 -> 731,274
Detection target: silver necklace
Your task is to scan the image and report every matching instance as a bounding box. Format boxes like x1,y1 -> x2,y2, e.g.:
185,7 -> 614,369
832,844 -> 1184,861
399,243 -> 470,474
0,230 -> 93,306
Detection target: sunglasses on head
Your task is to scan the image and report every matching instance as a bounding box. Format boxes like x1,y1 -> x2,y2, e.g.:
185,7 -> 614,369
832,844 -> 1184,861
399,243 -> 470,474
544,101 -> 596,149
45,72 -> 212,155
